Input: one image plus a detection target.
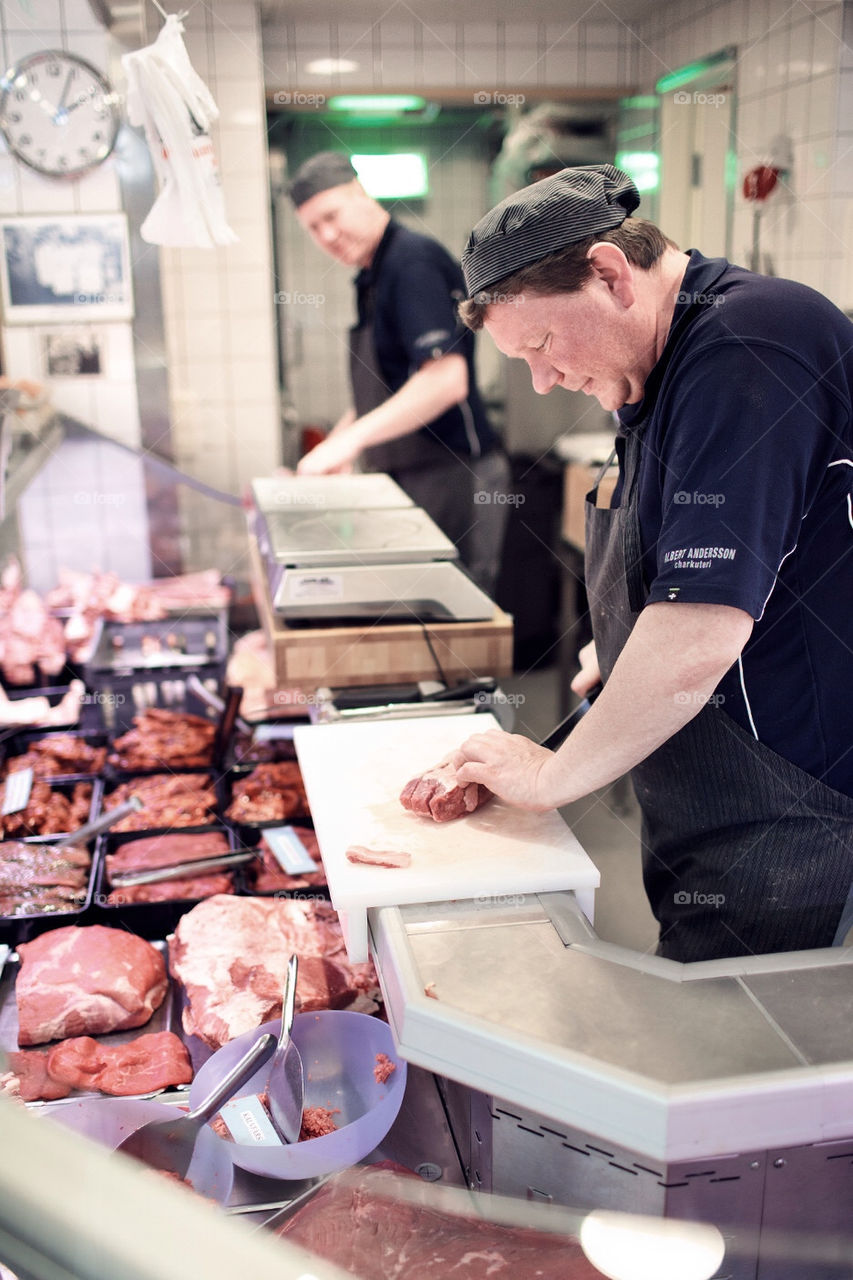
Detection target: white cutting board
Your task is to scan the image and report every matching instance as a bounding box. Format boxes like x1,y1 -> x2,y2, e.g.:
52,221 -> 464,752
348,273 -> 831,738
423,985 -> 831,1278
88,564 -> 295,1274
293,714 -> 599,961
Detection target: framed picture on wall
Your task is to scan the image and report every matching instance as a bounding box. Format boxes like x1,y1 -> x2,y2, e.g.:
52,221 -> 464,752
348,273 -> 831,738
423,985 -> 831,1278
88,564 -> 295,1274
41,327 -> 105,377
0,214 -> 134,324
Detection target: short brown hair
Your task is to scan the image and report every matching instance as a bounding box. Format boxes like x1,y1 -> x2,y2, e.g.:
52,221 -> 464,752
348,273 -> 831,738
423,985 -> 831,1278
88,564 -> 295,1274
459,218 -> 678,330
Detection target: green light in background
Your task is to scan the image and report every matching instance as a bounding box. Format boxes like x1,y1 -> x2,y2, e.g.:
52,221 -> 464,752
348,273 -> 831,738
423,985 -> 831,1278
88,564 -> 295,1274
351,153 -> 429,199
655,47 -> 735,94
615,150 -> 660,193
327,95 -> 427,113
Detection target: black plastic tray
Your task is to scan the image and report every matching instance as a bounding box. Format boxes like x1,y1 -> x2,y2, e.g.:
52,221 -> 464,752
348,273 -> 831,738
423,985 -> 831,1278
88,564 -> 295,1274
219,763 -> 312,846
97,771 -> 221,837
0,783 -> 105,946
239,825 -> 329,901
0,727 -> 110,782
0,776 -> 100,841
90,824 -> 246,939
91,668 -> 228,738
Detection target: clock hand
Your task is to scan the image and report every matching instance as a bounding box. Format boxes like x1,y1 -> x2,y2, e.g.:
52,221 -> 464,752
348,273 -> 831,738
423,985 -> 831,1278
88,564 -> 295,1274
55,67 -> 74,118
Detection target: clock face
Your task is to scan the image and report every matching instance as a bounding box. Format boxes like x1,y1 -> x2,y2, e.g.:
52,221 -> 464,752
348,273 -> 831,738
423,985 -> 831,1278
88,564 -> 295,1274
0,50 -> 121,178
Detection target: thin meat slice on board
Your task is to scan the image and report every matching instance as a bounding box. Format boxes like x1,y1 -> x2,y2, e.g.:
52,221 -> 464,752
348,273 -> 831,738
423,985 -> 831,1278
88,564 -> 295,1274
345,846 -> 412,869
400,760 -> 492,822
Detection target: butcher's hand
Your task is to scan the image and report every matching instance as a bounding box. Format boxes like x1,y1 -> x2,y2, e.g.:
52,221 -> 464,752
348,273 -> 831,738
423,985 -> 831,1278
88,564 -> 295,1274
296,436 -> 356,475
452,731 -> 560,812
571,639 -> 601,697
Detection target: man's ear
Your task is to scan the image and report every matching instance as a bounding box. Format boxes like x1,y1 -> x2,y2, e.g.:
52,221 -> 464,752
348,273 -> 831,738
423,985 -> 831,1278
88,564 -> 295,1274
586,242 -> 635,307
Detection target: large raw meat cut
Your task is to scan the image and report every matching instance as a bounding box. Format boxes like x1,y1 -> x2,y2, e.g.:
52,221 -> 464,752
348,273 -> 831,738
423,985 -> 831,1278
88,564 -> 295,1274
169,895 -> 379,1049
16,925 -> 169,1046
400,761 -> 492,822
277,1163 -> 602,1278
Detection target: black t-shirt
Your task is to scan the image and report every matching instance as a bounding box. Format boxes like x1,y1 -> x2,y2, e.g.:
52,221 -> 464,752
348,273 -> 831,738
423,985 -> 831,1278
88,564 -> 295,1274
354,220 -> 497,457
617,250 -> 853,797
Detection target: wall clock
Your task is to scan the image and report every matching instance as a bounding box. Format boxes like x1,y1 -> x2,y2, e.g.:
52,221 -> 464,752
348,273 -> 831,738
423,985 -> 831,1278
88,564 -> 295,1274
0,50 -> 121,178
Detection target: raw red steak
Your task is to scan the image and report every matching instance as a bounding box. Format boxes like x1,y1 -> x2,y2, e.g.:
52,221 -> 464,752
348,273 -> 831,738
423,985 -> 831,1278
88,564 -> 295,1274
46,1031 -> 192,1095
16,925 -> 168,1046
6,1049 -> 71,1102
400,761 -> 491,822
278,1163 -> 602,1278
105,831 -> 230,877
169,895 -> 379,1049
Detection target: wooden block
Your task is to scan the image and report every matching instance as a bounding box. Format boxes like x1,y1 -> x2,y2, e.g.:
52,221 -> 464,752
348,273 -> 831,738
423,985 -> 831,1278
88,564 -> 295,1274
562,462 -> 618,550
248,530 -> 514,690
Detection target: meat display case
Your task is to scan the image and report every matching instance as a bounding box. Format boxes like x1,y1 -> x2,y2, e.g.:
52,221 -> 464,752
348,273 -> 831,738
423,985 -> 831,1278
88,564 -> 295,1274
368,892 -> 853,1280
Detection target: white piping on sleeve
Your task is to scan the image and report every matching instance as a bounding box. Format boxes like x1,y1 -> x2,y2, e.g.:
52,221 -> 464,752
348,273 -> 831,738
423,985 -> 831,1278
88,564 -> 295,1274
738,653 -> 759,740
847,493 -> 853,531
758,542 -> 798,620
827,459 -> 853,468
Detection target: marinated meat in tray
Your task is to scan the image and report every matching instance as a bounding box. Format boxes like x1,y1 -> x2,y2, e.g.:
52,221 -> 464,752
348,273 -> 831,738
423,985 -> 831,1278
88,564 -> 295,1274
251,828 -> 326,892
277,1163 -> 603,1279
2,735 -> 106,779
7,1031 -> 192,1101
103,774 -> 217,831
0,840 -> 90,917
0,780 -> 92,839
107,708 -> 216,771
16,925 -> 169,1045
231,730 -> 296,766
225,761 -> 309,824
103,830 -> 236,905
169,895 -> 379,1049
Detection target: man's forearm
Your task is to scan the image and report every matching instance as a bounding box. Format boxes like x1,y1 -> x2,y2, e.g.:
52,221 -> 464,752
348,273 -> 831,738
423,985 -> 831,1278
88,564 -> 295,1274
454,602 -> 755,811
347,354 -> 468,451
538,602 -> 754,805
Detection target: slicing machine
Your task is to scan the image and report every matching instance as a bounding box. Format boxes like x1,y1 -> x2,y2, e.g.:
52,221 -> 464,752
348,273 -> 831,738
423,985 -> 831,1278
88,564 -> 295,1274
250,474 -> 496,623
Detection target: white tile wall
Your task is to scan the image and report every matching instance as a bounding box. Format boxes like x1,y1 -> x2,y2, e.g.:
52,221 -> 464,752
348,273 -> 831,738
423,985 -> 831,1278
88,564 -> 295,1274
636,0 -> 853,309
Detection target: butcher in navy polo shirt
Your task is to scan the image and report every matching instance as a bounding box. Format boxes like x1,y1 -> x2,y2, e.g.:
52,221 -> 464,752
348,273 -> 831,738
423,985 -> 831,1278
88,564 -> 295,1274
288,151 -> 507,593
450,164 -> 853,962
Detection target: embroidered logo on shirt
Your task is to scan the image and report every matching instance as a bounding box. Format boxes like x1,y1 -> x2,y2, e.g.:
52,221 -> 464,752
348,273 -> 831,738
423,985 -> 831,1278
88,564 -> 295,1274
664,546 -> 737,570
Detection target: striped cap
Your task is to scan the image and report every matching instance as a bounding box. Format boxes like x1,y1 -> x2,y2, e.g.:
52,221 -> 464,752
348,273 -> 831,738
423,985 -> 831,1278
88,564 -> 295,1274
462,164 -> 640,298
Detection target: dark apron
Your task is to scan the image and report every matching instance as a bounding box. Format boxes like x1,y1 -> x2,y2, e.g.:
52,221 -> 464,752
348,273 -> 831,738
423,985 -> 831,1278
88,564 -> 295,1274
348,281 -> 476,552
584,426 -> 853,961
349,283 -> 455,474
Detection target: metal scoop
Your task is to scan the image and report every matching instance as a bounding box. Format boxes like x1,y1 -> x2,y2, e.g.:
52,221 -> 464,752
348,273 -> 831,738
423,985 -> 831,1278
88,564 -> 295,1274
264,953 -> 304,1144
116,1032 -> 276,1179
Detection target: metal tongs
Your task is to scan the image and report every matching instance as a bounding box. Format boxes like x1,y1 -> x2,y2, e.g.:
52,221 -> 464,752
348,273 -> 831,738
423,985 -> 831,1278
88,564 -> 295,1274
109,848 -> 258,889
18,795 -> 144,851
116,1033 -> 276,1179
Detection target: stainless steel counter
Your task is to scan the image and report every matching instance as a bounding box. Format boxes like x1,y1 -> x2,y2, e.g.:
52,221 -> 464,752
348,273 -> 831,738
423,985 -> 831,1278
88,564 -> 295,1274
370,892 -> 853,1163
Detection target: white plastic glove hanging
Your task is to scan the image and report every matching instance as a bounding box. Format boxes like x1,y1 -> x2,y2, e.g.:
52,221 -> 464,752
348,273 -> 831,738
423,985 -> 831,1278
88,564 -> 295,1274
122,14 -> 238,248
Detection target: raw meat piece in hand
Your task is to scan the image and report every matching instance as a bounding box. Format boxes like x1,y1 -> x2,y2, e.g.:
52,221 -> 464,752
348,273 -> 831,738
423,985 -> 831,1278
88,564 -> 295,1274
400,760 -> 492,822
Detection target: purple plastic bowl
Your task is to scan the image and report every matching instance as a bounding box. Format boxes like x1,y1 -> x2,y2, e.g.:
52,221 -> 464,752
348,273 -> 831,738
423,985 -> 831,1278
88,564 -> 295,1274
44,1097 -> 234,1203
188,1010 -> 407,1180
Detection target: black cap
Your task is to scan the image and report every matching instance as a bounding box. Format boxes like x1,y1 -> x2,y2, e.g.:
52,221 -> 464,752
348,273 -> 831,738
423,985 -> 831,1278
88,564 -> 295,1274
462,164 -> 640,298
289,151 -> 358,208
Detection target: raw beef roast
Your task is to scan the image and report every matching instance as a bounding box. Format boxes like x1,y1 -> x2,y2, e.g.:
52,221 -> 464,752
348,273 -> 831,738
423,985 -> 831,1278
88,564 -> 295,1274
16,925 -> 168,1045
400,761 -> 491,822
278,1163 -> 602,1278
169,895 -> 379,1049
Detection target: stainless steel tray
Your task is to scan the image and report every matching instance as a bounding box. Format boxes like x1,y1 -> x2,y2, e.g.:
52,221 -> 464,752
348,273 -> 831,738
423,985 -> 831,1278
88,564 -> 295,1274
0,938 -> 190,1106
